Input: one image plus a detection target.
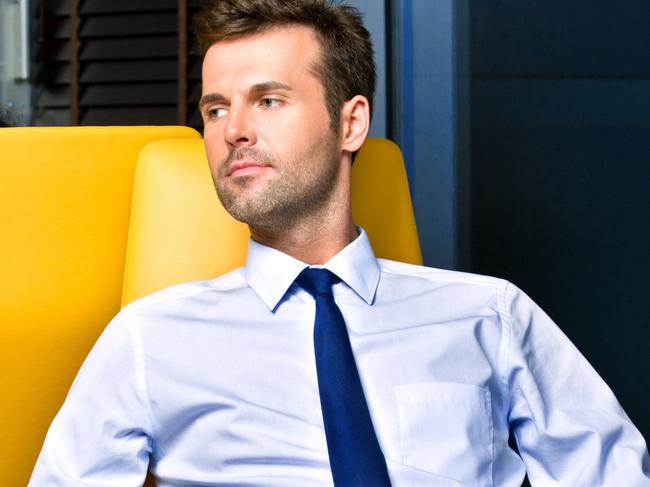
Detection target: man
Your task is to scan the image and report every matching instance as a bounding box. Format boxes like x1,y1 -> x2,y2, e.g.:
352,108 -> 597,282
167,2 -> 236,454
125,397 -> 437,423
30,0 -> 649,486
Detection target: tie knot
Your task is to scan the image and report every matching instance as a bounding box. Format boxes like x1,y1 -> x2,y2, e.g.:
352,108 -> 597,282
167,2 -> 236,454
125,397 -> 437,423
296,268 -> 341,299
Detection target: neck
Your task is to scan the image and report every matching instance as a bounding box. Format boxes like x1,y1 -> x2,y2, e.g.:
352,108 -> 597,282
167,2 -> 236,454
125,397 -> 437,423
250,214 -> 358,265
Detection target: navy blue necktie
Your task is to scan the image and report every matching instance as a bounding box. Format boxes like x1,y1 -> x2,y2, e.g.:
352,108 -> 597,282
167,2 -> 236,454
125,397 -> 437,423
296,268 -> 392,486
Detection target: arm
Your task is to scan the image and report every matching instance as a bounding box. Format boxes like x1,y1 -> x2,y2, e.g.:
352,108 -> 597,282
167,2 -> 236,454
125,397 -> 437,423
29,310 -> 154,486
503,283 -> 650,486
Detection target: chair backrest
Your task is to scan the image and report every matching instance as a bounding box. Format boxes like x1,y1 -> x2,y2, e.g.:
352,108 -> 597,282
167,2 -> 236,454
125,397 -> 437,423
0,126 -> 200,487
0,130 -> 418,487
122,137 -> 422,304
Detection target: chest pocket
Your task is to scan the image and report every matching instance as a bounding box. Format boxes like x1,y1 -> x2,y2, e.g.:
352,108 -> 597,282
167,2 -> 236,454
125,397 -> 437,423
394,382 -> 493,486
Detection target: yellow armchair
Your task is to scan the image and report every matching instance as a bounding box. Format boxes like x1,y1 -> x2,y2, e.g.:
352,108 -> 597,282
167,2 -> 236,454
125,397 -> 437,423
0,127 -> 420,486
0,126 -> 200,486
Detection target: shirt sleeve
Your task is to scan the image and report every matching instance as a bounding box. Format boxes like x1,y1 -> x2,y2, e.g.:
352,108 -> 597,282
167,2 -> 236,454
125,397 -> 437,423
28,309 -> 154,486
503,282 -> 650,486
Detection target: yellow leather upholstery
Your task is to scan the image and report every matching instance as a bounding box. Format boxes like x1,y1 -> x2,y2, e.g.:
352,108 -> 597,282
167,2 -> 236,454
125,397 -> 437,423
350,139 -> 422,265
122,137 -> 422,304
0,126 -> 201,487
122,139 -> 250,305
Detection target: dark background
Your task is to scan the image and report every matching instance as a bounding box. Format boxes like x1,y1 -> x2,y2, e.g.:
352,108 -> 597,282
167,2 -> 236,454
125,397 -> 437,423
469,0 -> 650,446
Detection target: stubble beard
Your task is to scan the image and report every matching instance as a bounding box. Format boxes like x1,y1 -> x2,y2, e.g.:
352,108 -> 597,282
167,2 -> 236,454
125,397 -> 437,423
214,133 -> 341,232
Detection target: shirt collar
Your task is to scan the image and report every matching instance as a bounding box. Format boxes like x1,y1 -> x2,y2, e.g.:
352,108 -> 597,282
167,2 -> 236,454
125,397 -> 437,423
244,227 -> 381,311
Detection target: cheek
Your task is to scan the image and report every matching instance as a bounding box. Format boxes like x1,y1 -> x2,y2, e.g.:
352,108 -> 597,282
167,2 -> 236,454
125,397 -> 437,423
203,126 -> 228,162
204,145 -> 230,182
258,111 -> 321,153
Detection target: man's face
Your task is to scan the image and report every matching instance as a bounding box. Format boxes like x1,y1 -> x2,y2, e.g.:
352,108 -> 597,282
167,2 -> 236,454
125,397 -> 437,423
200,26 -> 343,229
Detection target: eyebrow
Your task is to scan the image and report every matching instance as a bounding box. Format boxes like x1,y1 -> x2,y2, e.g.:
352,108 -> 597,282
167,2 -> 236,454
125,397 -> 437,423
198,93 -> 226,111
199,81 -> 292,111
250,81 -> 292,95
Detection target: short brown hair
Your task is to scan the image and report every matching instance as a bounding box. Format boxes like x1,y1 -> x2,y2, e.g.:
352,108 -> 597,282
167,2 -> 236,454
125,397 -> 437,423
194,0 -> 376,132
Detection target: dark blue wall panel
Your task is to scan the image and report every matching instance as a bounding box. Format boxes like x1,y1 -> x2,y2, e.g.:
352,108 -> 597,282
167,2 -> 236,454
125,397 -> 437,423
472,1 -> 650,77
470,1 -> 650,442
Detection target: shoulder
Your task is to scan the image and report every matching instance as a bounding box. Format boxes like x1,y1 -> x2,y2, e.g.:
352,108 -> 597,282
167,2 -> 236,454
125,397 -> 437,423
375,259 -> 520,320
121,267 -> 248,316
378,258 -> 510,293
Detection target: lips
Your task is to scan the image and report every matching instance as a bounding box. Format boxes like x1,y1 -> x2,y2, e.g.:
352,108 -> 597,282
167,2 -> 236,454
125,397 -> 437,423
227,160 -> 271,177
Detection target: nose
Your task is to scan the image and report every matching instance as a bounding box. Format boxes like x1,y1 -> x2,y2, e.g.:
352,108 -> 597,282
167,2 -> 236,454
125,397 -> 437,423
224,102 -> 257,148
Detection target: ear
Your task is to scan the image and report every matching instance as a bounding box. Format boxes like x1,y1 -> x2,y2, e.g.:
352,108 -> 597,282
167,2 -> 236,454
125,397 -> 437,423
340,95 -> 370,153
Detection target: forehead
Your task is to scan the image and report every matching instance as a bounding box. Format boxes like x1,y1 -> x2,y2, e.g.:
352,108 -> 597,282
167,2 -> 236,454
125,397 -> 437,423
201,25 -> 322,93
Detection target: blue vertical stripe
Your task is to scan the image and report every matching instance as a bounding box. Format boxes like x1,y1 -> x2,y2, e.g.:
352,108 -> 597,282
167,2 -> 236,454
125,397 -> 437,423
398,0 -> 415,190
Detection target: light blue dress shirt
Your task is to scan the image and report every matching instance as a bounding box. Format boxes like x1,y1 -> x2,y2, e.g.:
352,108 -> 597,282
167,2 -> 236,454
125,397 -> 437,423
30,229 -> 650,486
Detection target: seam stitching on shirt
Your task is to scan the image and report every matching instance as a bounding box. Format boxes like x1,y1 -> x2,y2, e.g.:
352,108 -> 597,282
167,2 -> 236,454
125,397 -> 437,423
126,277 -> 248,311
380,265 -> 501,289
485,387 -> 496,487
496,281 -> 514,445
493,280 -> 512,487
123,310 -> 160,459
